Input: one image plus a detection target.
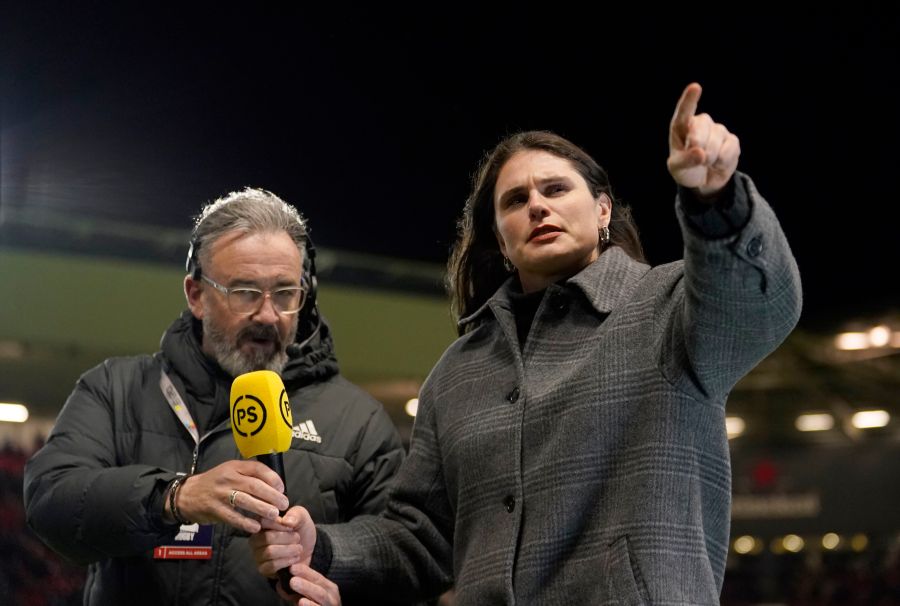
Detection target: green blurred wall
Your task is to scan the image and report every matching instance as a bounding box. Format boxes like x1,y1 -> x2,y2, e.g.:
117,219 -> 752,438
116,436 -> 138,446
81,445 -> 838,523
0,247 -> 456,416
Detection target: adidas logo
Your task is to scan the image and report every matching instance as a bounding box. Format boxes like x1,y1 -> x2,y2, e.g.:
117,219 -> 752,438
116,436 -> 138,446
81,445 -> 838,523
293,419 -> 322,443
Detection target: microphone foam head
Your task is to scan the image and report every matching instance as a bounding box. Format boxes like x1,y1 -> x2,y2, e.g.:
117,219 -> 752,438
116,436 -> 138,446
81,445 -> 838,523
230,370 -> 294,458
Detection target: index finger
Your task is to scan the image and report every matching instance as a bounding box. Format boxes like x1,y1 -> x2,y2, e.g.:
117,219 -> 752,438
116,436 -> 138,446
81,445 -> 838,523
671,82 -> 702,132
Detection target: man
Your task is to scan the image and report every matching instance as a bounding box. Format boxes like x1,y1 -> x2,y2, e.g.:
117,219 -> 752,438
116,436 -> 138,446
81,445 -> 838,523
24,188 -> 403,605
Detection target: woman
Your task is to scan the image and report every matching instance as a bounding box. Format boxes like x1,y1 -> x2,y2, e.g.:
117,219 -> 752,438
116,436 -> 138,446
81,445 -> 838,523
251,83 -> 802,606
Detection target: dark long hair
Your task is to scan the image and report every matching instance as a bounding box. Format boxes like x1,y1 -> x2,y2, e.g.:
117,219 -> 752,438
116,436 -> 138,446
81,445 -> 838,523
447,131 -> 645,334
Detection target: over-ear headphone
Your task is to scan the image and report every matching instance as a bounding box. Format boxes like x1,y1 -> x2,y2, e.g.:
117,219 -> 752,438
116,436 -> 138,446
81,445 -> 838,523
296,235 -> 320,344
185,238 -> 202,279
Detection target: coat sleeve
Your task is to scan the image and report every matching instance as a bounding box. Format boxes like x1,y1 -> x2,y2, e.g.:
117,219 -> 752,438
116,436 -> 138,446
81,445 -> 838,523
316,368 -> 455,602
23,359 -> 179,565
661,172 -> 803,401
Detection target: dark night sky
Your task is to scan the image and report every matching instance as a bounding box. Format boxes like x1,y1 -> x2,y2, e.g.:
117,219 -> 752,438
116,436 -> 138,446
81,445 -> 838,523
2,6 -> 899,329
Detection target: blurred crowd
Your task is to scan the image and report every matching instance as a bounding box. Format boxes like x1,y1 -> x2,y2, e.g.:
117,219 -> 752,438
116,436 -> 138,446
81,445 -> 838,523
723,540 -> 900,605
0,441 -> 85,605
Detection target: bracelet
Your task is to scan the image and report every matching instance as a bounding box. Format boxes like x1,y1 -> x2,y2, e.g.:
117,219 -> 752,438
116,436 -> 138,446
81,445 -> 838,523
168,476 -> 192,525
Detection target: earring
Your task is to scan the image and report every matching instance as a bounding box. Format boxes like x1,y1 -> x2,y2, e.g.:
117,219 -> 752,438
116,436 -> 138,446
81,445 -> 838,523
502,256 -> 514,272
599,226 -> 610,246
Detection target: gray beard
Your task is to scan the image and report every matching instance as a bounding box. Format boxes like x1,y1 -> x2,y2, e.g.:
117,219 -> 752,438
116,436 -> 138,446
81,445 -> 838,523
202,317 -> 293,377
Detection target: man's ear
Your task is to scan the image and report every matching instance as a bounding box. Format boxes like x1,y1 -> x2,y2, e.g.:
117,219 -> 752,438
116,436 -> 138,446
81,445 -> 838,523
184,275 -> 205,320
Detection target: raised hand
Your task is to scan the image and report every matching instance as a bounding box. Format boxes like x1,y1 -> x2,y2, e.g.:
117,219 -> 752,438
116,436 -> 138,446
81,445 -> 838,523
667,83 -> 741,199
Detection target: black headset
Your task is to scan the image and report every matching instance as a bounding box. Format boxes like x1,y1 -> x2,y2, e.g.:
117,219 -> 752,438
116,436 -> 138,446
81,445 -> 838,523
185,230 -> 322,353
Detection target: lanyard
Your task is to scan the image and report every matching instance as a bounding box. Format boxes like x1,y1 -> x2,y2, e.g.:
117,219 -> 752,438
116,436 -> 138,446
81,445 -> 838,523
159,369 -> 200,446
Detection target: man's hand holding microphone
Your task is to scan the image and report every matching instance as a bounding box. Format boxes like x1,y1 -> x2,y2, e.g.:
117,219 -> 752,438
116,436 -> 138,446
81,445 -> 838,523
164,370 -> 292,533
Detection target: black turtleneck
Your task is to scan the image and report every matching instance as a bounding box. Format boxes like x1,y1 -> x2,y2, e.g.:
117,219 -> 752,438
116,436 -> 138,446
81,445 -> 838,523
508,286 -> 547,352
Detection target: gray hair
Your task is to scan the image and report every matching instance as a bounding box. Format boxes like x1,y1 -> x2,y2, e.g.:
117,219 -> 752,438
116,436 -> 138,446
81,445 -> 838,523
188,187 -> 308,277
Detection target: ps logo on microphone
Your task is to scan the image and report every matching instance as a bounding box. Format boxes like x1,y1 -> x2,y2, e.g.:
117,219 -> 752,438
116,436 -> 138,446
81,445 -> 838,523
279,389 -> 292,428
230,371 -> 293,458
231,394 -> 268,437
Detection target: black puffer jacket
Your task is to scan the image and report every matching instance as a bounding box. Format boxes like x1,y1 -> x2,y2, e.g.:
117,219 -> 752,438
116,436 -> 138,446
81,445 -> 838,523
24,310 -> 405,605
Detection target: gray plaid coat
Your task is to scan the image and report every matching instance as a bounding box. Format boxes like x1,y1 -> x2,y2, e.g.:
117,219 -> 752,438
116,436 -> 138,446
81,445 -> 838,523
319,174 -> 802,605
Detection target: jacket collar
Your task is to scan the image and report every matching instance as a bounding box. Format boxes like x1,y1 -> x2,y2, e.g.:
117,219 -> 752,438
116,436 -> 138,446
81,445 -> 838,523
160,309 -> 340,397
459,246 -> 651,329
567,246 -> 651,314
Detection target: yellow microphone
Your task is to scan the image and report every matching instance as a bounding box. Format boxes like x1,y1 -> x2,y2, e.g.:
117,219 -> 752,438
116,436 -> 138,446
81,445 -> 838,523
230,370 -> 295,593
230,370 -> 293,463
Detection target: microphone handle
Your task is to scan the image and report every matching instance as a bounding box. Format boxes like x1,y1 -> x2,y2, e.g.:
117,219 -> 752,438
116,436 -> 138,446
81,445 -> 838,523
257,453 -> 287,491
256,452 -> 295,595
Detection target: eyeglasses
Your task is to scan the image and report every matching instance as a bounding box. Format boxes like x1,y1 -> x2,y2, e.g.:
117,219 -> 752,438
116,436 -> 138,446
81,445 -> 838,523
201,275 -> 307,315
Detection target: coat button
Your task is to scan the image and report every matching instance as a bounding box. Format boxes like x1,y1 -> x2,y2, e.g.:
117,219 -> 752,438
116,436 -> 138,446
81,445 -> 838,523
746,235 -> 763,257
506,387 -> 520,403
503,495 -> 516,513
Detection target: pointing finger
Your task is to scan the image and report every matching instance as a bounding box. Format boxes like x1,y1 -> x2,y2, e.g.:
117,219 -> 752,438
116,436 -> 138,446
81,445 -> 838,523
670,83 -> 702,144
